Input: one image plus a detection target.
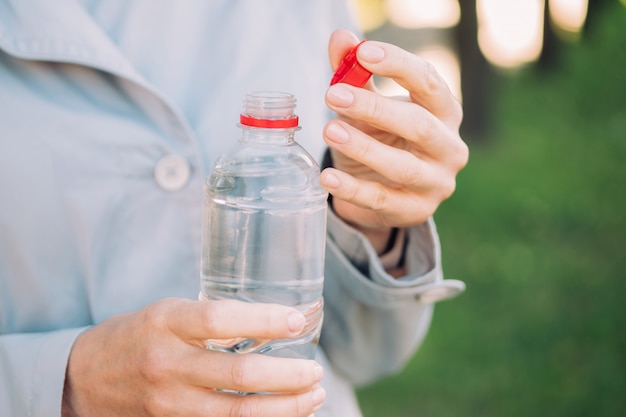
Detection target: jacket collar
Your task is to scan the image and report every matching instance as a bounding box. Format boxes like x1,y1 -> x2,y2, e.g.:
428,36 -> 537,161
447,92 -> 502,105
0,0 -> 145,84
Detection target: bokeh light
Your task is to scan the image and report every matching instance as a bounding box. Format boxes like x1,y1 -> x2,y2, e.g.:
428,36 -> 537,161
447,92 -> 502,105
386,0 -> 460,29
477,0 -> 544,68
354,0 -> 597,70
352,0 -> 387,32
550,0 -> 588,38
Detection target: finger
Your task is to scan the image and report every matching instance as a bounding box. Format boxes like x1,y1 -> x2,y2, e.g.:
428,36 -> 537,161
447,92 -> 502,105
149,298 -> 306,341
320,167 -> 444,226
323,120 -> 439,188
201,385 -> 326,417
328,29 -> 361,72
355,40 -> 463,126
325,85 -> 464,163
140,384 -> 325,417
183,350 -> 323,394
328,29 -> 377,90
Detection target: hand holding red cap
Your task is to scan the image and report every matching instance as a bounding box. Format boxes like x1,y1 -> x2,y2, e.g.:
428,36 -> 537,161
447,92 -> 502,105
330,40 -> 373,88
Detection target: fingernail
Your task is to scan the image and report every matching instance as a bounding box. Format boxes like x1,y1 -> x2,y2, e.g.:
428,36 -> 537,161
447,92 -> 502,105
327,85 -> 354,107
358,43 -> 384,63
312,385 -> 326,408
326,123 -> 349,144
287,311 -> 305,333
321,171 -> 340,190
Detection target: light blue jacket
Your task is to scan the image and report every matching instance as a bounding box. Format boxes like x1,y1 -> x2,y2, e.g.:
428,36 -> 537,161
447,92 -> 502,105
0,1 -> 464,416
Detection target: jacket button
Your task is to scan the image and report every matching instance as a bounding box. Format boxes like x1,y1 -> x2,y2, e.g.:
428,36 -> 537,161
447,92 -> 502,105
154,154 -> 191,192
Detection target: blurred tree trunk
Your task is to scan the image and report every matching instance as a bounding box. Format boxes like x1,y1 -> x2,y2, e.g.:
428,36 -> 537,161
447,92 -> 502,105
585,0 -> 611,35
455,0 -> 493,143
538,0 -> 560,69
540,0 -> 607,69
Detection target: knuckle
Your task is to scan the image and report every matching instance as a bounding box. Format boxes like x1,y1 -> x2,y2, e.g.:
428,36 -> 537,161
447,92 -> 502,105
138,348 -> 168,384
294,362 -> 312,388
371,187 -> 390,211
200,301 -> 222,335
456,140 -> 470,169
397,161 -> 422,186
449,137 -> 469,171
364,94 -> 386,122
346,180 -> 360,202
229,355 -> 251,390
293,395 -> 306,417
424,61 -> 442,95
143,301 -> 168,329
453,99 -> 464,127
355,136 -> 373,161
230,399 -> 257,417
413,110 -> 437,142
441,177 -> 457,200
141,298 -> 175,329
422,199 -> 439,220
141,390 -> 171,416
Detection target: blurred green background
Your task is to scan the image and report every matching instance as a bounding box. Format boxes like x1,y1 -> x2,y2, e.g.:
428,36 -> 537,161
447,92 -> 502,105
356,1 -> 626,416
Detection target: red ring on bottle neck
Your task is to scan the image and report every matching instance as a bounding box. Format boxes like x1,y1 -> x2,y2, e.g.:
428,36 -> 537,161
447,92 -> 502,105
239,114 -> 299,128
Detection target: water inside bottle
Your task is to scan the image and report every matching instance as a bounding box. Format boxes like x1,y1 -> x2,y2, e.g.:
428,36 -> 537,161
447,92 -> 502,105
200,278 -> 323,359
201,190 -> 326,359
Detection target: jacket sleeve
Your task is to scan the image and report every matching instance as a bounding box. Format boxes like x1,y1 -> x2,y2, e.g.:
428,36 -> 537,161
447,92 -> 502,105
319,208 -> 464,386
0,327 -> 88,417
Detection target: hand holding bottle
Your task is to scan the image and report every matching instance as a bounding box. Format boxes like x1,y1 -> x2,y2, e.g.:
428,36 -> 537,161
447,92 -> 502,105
321,30 -> 469,252
62,298 -> 325,417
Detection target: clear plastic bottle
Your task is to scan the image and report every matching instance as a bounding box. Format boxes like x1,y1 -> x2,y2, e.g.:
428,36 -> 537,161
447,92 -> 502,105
200,91 -> 328,360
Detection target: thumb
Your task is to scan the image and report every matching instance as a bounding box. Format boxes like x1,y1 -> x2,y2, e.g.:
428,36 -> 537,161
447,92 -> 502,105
328,29 -> 361,72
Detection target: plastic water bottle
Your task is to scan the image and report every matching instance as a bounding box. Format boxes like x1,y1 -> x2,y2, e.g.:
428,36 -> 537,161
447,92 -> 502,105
200,91 -> 328,360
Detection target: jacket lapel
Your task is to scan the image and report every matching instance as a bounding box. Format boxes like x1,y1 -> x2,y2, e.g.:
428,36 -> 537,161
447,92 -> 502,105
0,0 -> 147,87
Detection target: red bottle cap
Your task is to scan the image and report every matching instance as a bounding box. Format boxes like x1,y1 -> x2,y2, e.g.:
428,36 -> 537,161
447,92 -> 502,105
330,40 -> 373,87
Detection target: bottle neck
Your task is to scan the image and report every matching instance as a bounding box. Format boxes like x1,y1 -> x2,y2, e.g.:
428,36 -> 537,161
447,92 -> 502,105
240,125 -> 298,145
238,92 -> 300,145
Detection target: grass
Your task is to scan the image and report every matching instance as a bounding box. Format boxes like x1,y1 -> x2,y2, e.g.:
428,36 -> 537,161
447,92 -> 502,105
357,3 -> 626,416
